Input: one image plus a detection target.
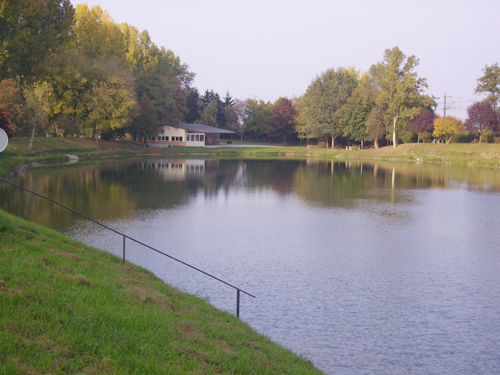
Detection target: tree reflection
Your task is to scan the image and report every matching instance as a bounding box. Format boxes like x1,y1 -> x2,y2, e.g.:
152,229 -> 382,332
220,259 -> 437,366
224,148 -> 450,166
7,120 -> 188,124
1,157 -> 499,232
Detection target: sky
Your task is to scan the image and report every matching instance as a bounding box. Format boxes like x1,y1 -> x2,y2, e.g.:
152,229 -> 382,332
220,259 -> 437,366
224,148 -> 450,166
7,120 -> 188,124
72,0 -> 500,120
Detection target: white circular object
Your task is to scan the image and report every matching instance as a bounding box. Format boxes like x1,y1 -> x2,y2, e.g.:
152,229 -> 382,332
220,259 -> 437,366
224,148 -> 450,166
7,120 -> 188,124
0,128 -> 8,153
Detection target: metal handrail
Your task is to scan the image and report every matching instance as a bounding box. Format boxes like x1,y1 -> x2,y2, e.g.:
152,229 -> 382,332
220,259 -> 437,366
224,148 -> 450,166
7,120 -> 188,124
0,177 -> 255,317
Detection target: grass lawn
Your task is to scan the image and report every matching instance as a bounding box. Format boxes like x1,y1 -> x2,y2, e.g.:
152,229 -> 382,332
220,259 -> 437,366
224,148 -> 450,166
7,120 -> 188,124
0,209 -> 324,374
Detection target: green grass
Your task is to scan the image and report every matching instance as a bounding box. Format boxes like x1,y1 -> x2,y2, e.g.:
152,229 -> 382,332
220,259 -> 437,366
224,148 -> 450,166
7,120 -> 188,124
0,209 -> 324,374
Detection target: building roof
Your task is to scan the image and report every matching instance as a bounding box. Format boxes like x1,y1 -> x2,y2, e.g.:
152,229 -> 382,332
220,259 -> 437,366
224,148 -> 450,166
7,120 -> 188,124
174,123 -> 236,134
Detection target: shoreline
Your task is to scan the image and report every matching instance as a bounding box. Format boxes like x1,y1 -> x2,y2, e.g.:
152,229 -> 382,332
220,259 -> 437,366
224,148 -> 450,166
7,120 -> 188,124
1,138 -> 500,177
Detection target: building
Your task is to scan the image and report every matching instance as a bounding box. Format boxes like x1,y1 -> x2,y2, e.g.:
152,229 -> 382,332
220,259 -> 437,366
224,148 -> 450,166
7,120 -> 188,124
146,123 -> 236,147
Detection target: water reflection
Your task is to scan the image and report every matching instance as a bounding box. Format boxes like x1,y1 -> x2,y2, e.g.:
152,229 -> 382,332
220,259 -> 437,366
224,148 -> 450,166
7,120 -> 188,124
1,158 -> 500,232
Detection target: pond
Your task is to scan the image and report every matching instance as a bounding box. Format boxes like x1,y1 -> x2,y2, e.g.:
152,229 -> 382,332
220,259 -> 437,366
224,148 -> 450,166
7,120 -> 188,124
1,157 -> 500,375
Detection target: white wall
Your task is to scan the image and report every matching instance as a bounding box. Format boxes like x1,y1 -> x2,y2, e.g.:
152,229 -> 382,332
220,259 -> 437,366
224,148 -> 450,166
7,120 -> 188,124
185,132 -> 205,147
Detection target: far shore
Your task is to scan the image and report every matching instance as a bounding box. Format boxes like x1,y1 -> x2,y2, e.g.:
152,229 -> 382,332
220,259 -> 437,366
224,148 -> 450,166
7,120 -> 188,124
1,137 -> 499,177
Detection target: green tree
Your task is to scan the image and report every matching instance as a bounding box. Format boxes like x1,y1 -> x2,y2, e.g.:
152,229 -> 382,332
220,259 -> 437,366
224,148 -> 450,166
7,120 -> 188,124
43,49 -> 94,137
242,98 -> 272,141
475,63 -> 500,110
83,76 -> 134,144
224,99 -> 244,132
267,97 -> 297,145
131,95 -> 159,144
371,47 -> 431,148
197,90 -> 220,127
185,87 -> 200,123
341,73 -> 378,149
433,116 -> 462,143
136,73 -> 187,127
121,25 -> 158,74
297,67 -> 359,148
365,106 -> 386,149
0,0 -> 74,85
72,4 -> 125,59
24,82 -> 55,148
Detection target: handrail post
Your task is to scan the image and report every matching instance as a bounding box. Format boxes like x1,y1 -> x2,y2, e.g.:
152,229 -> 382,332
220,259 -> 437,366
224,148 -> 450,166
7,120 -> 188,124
236,289 -> 240,318
123,236 -> 126,264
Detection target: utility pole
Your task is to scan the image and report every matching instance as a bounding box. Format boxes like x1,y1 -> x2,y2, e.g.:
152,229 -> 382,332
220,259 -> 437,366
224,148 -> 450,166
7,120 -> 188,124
444,93 -> 448,117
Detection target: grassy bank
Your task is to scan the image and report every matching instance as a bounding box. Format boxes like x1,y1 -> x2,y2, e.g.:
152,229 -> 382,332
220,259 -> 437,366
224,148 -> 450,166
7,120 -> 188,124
0,209 -> 323,374
1,137 -> 500,177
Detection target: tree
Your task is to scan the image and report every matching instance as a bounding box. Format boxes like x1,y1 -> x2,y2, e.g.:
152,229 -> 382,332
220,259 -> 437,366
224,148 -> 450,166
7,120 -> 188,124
72,4 -> 125,60
267,97 -> 297,144
135,72 -> 186,127
242,98 -> 272,141
371,47 -> 431,148
0,0 -> 74,85
409,108 -> 435,143
0,79 -> 25,135
185,87 -> 200,123
475,63 -> 500,109
24,82 -> 55,148
196,90 -> 221,127
297,67 -> 359,148
365,106 -> 386,149
82,74 -> 135,145
224,98 -> 244,132
131,95 -> 159,144
0,106 -> 13,137
433,116 -> 463,143
464,101 -> 499,143
341,73 -> 377,149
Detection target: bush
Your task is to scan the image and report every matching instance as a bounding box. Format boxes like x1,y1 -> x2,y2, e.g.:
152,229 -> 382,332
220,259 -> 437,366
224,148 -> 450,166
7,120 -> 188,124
457,133 -> 474,143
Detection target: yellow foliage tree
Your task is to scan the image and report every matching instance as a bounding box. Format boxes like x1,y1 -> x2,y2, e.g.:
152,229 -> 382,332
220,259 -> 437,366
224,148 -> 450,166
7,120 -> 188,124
433,116 -> 463,143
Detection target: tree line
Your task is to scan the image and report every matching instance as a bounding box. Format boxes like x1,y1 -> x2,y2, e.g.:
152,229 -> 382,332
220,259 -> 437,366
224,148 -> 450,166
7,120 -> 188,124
241,49 -> 500,147
0,1 -> 240,146
0,1 -> 499,148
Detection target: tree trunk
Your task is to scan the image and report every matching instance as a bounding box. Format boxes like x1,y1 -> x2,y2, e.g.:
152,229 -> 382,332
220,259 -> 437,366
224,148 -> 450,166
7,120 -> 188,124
361,139 -> 364,150
374,138 -> 379,149
392,115 -> 398,148
28,114 -> 37,149
331,136 -> 335,149
95,127 -> 99,146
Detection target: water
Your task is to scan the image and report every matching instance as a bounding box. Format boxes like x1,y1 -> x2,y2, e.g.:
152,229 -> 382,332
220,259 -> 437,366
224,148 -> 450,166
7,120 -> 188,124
1,158 -> 500,374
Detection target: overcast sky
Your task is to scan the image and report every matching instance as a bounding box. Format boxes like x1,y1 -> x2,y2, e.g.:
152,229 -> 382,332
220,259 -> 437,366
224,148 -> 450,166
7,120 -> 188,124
72,0 -> 500,120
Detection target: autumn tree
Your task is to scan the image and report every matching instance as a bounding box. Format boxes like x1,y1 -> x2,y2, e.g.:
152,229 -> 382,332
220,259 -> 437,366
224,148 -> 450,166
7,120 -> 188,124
409,108 -> 435,143
433,116 -> 463,143
371,47 -> 431,147
72,4 -> 125,60
267,97 -> 297,145
298,67 -> 359,148
24,82 -> 56,148
0,0 -> 74,85
82,75 -> 135,144
464,101 -> 499,143
475,63 -> 500,109
0,79 -> 25,135
0,106 -> 13,137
